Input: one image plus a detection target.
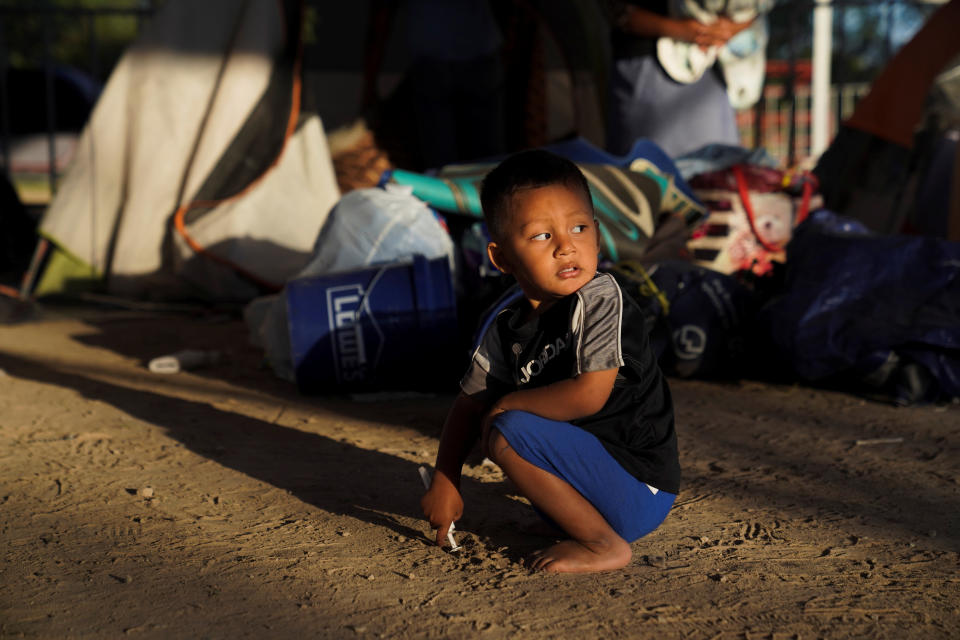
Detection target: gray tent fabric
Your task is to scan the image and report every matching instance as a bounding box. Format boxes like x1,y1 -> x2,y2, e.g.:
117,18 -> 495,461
34,0 -> 340,301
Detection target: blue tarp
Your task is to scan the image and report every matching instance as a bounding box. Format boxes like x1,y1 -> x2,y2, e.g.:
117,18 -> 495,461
541,137 -> 699,203
757,211 -> 960,403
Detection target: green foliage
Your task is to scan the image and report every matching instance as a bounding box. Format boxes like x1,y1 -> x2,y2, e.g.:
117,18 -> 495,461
1,0 -> 161,80
302,4 -> 318,46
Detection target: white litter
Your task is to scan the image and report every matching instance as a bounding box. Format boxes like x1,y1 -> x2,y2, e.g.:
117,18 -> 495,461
418,465 -> 460,551
148,350 -> 220,374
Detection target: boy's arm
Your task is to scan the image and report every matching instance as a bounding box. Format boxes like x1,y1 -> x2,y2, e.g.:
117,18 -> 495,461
485,367 -> 618,432
421,392 -> 491,546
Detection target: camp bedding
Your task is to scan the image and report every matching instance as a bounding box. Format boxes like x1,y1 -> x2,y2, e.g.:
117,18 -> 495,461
389,160 -> 706,263
686,163 -> 819,276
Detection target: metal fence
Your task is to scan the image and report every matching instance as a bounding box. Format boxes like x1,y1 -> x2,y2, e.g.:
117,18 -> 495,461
738,0 -> 942,166
736,81 -> 872,167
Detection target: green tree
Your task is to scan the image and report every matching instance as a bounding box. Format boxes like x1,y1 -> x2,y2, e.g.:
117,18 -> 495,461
1,0 -> 161,81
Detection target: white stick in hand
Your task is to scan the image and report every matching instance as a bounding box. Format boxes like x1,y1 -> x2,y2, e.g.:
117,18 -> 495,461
418,465 -> 460,551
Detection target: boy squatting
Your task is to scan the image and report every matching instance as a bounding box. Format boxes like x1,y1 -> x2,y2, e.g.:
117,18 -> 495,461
420,149 -> 680,573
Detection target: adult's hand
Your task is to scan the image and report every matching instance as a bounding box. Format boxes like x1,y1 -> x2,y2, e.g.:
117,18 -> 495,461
617,8 -> 716,48
667,18 -> 717,48
702,16 -> 754,47
618,7 -> 754,49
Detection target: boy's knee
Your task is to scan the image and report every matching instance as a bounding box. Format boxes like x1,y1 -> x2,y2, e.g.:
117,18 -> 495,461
490,409 -> 531,432
485,410 -> 535,462
485,426 -> 512,464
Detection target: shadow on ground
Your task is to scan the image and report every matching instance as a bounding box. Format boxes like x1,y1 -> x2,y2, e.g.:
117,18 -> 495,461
0,350 -> 532,559
11,310 -> 960,556
69,312 -> 463,435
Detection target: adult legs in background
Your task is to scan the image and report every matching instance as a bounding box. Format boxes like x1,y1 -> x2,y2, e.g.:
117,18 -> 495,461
408,53 -> 505,171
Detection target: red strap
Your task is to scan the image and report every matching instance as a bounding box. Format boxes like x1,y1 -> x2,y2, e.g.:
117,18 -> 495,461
732,164 -> 783,253
796,178 -> 813,225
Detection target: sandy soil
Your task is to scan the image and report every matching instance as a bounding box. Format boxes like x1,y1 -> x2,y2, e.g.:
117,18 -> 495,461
1,306 -> 958,639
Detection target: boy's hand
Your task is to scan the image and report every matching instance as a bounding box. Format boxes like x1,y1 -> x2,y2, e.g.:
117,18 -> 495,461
420,472 -> 463,547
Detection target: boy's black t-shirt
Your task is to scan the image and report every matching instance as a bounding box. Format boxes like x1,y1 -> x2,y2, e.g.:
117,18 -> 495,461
461,273 -> 681,494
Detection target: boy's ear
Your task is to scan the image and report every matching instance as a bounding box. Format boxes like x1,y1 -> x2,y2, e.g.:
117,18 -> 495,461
487,242 -> 512,274
593,219 -> 602,252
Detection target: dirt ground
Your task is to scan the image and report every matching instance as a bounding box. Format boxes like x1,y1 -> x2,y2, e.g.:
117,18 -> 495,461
1,305 -> 958,639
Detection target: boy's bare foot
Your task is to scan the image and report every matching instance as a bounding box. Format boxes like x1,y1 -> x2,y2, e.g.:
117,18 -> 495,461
526,538 -> 632,573
486,428 -> 633,573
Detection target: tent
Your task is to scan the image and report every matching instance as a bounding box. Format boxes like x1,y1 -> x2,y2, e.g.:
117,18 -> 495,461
29,0 -> 340,302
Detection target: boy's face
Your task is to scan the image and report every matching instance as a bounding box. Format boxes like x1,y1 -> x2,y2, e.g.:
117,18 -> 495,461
487,183 -> 600,313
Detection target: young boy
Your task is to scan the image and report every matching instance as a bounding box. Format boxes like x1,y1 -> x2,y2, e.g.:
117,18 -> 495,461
421,149 -> 680,573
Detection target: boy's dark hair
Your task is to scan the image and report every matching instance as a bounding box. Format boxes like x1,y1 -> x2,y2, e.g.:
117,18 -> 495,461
479,149 -> 593,240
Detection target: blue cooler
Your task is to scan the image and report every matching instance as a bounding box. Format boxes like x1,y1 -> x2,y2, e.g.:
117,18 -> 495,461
286,255 -> 457,393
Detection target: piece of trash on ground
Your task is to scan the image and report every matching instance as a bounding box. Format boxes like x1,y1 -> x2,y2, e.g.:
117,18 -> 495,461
148,350 -> 221,374
417,465 -> 460,551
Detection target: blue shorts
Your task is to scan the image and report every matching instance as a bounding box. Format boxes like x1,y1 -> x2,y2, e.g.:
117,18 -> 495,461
492,410 -> 676,543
